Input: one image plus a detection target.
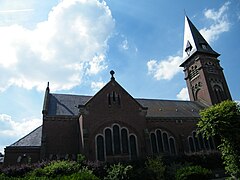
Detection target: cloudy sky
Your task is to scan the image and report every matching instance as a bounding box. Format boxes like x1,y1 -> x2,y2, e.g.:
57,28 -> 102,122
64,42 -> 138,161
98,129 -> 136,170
0,0 -> 240,154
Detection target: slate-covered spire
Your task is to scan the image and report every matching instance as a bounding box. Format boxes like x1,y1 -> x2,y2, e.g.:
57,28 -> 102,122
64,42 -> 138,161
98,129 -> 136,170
182,16 -> 219,60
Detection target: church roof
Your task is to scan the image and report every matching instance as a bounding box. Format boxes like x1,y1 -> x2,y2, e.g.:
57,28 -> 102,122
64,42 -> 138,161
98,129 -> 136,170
137,98 -> 206,118
181,16 -> 219,65
47,93 -> 206,118
48,94 -> 92,116
10,126 -> 42,147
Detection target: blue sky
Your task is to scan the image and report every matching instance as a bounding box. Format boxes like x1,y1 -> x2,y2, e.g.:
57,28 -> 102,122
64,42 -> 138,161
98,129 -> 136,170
0,0 -> 239,154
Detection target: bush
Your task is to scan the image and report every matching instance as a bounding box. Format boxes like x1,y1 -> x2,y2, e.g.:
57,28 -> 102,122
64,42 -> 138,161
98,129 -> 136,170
77,154 -> 86,165
145,156 -> 166,180
176,165 -> 212,180
165,162 -> 191,180
1,164 -> 34,177
104,163 -> 133,180
61,167 -> 100,180
33,160 -> 80,178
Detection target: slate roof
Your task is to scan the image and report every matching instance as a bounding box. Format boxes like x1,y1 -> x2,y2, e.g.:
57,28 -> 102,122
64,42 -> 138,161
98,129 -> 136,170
10,126 -> 42,147
48,94 -> 91,116
47,93 -> 207,118
136,98 -> 206,118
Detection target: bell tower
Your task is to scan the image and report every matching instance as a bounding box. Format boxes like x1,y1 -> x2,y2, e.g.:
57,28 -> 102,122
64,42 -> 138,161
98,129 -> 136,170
180,16 -> 231,106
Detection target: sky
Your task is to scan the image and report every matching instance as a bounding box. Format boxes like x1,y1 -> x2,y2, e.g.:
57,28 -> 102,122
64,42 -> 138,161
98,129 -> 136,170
0,0 -> 240,154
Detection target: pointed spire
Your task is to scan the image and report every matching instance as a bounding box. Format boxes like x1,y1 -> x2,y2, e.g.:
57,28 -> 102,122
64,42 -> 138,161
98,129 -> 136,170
182,16 -> 219,60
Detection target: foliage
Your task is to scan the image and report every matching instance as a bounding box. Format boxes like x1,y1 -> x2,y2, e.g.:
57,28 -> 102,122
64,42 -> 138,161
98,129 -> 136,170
60,167 -> 100,180
84,160 -> 106,178
198,100 -> 240,177
77,154 -> 86,165
145,156 -> 166,180
1,164 -> 35,177
104,163 -> 133,180
165,162 -> 190,180
175,165 -> 212,180
33,160 -> 80,178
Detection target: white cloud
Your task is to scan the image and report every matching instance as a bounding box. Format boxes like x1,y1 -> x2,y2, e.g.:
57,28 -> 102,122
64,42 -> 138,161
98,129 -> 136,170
0,0 -> 115,92
91,81 -> 105,92
147,2 -> 230,81
147,56 -> 182,80
0,114 -> 42,154
121,39 -> 129,50
177,87 -> 190,101
200,2 -> 230,43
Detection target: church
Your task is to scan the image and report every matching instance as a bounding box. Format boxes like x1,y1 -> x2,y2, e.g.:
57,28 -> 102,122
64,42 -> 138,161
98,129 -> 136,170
4,16 -> 232,165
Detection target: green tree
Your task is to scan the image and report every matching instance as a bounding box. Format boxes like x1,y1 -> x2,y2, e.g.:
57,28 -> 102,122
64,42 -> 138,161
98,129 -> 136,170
197,100 -> 240,178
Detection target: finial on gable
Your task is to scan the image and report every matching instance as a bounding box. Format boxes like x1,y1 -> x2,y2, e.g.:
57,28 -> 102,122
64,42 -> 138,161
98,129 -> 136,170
46,81 -> 50,92
110,70 -> 115,80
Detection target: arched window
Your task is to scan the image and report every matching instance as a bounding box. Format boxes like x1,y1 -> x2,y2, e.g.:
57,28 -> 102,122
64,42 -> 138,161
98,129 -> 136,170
130,135 -> 137,160
163,132 -> 170,153
113,125 -> 121,154
150,129 -> 176,155
169,137 -> 176,155
96,135 -> 105,161
198,132 -> 205,150
150,133 -> 158,154
156,130 -> 164,152
213,85 -> 226,103
188,130 -> 216,153
193,131 -> 200,151
95,124 -> 138,161
105,129 -> 113,155
188,137 -> 195,153
121,128 -> 129,154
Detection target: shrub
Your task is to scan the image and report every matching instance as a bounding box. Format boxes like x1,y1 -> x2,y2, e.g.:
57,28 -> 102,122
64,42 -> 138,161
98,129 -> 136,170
84,160 -> 106,178
165,162 -> 191,180
33,160 -> 80,178
176,165 -> 212,180
61,167 -> 100,180
77,154 -> 86,165
1,164 -> 34,177
104,163 -> 133,180
145,156 -> 166,180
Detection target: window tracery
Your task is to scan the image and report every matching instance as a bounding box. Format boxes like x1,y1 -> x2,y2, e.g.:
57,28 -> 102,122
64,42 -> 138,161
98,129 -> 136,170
188,131 -> 216,153
95,124 -> 138,161
150,129 -> 176,155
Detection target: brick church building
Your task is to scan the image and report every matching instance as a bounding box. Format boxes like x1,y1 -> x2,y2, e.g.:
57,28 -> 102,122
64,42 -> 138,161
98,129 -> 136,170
4,16 -> 232,165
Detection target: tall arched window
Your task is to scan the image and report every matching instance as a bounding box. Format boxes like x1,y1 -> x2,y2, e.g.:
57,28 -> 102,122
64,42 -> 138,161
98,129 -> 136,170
188,137 -> 195,153
96,135 -> 105,161
156,130 -> 164,152
188,130 -> 216,153
105,129 -> 113,155
130,135 -> 137,160
163,132 -> 170,153
169,137 -> 176,155
95,124 -> 138,161
150,129 -> 176,155
213,85 -> 226,103
193,131 -> 200,151
198,132 -> 205,150
150,133 -> 158,154
121,128 -> 129,154
113,125 -> 121,154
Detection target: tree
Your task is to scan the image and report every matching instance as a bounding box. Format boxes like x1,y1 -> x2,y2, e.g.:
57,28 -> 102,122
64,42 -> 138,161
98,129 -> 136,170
197,100 -> 240,178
